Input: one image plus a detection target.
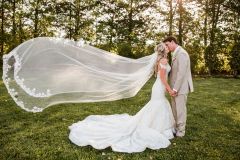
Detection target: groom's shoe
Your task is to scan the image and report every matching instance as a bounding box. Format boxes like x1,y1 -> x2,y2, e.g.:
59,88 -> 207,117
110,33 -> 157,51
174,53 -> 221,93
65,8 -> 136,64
176,131 -> 185,137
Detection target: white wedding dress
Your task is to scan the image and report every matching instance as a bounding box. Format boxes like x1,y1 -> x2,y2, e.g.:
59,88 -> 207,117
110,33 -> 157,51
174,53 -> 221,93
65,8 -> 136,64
68,63 -> 175,153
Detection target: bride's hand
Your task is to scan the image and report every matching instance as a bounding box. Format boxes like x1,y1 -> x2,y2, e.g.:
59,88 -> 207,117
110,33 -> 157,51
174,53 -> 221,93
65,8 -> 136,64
168,89 -> 176,97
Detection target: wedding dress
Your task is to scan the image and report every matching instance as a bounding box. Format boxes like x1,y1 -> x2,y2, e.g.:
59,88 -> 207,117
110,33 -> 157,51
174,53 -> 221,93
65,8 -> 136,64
3,37 -> 175,152
69,63 -> 175,153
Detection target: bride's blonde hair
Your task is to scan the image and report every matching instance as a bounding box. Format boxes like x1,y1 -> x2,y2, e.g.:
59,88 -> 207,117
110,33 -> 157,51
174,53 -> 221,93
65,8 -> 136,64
154,43 -> 168,76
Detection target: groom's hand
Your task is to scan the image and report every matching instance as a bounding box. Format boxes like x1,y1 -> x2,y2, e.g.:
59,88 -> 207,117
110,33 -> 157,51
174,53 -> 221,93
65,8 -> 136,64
172,90 -> 177,97
168,90 -> 176,97
169,89 -> 177,97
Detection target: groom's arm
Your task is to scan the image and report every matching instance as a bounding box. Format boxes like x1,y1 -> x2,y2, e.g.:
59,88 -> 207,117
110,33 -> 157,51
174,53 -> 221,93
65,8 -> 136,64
173,52 -> 188,92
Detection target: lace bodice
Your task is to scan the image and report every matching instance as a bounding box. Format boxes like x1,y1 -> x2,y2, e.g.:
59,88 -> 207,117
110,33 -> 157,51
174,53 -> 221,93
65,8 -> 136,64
158,63 -> 171,77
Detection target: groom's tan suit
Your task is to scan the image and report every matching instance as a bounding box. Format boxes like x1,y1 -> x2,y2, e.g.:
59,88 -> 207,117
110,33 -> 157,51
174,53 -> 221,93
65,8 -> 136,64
169,46 -> 194,136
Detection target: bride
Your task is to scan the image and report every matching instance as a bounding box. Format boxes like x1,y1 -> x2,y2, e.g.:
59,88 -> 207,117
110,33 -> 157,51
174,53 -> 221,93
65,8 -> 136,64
68,43 -> 176,153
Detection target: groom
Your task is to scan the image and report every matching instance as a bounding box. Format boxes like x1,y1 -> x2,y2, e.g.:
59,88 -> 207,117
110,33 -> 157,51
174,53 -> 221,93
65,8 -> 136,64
163,36 -> 194,137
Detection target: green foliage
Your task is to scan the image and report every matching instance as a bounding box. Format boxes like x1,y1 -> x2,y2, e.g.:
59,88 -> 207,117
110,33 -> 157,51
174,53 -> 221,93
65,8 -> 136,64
229,39 -> 240,77
0,0 -> 240,75
204,44 -> 224,74
185,40 -> 205,75
117,42 -> 133,58
95,0 -> 156,58
0,72 -> 240,159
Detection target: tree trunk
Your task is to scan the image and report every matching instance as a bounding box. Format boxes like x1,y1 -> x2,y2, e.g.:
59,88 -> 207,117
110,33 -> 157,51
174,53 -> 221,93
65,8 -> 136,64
178,0 -> 183,46
204,0 -> 208,47
1,0 -> 4,55
210,0 -> 216,45
209,0 -> 221,45
110,9 -> 114,48
68,3 -> 72,39
12,0 -> 16,38
168,0 -> 173,36
19,0 -> 24,43
128,0 -> 133,43
33,0 -> 39,38
74,1 -> 80,41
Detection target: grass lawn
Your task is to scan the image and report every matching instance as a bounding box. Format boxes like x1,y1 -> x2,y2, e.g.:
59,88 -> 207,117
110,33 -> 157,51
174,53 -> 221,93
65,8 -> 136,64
0,74 -> 240,160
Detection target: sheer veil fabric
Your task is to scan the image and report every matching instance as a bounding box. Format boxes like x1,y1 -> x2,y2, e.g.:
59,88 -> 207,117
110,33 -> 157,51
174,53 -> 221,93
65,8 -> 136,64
2,37 -> 158,112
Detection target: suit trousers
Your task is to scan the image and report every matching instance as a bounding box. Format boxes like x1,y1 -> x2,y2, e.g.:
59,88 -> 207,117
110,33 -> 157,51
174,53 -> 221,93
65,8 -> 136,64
171,94 -> 188,135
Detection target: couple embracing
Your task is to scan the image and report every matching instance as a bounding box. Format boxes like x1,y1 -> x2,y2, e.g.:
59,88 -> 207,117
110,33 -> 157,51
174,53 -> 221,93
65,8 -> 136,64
69,36 -> 194,153
161,36 -> 194,137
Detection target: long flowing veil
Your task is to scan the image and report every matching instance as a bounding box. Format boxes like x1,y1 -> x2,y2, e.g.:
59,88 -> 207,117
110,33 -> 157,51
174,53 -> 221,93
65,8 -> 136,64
2,37 -> 157,112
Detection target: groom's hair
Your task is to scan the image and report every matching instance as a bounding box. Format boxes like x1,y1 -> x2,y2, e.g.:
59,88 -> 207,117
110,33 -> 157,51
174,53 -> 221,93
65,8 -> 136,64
163,36 -> 178,44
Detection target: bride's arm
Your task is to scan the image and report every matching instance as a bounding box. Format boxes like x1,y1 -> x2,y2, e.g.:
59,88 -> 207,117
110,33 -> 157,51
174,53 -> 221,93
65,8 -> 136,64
158,59 -> 174,94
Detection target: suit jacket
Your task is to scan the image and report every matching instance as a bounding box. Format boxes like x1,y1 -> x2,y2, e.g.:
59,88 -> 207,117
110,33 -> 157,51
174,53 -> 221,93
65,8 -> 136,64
169,46 -> 194,95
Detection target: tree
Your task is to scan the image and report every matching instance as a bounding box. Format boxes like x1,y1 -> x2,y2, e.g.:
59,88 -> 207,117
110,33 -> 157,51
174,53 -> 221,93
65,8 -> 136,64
203,0 -> 225,74
0,0 -> 5,57
223,0 -> 240,77
55,0 -> 97,41
168,0 -> 174,36
203,0 -> 208,47
177,0 -> 183,45
95,0 -> 156,58
229,37 -> 240,77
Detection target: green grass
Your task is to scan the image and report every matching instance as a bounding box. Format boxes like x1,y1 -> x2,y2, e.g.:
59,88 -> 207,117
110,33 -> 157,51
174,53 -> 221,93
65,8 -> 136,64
0,75 -> 240,160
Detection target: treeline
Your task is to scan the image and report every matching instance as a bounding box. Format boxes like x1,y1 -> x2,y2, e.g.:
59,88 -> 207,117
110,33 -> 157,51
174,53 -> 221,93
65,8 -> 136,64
0,0 -> 239,76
